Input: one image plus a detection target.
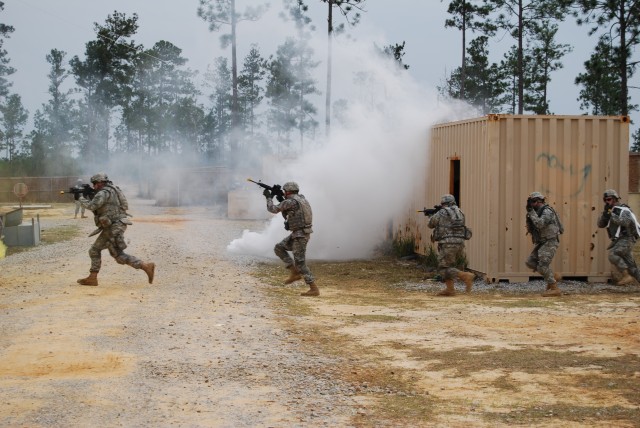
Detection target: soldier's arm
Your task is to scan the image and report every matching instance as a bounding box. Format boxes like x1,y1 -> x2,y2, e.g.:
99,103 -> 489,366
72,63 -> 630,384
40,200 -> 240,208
427,211 -> 440,229
610,207 -> 633,230
267,198 -> 294,214
81,190 -> 106,211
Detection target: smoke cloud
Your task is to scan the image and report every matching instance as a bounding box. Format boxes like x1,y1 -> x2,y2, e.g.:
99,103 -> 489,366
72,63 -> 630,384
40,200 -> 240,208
227,36 -> 476,260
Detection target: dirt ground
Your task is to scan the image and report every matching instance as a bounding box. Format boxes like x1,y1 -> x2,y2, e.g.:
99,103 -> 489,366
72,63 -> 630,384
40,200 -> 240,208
0,201 -> 639,427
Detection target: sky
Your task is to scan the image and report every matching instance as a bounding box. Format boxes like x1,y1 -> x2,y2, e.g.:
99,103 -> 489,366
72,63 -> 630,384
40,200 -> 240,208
3,0 -> 637,132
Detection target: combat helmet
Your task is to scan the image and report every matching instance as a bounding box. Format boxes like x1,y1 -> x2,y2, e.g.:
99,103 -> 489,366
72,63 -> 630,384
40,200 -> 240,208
90,173 -> 109,184
528,191 -> 545,201
283,182 -> 299,193
440,194 -> 456,205
603,189 -> 620,200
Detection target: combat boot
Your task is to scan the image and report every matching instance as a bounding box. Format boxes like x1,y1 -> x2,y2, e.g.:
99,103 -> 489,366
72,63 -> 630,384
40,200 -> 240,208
77,272 -> 98,286
141,262 -> 155,284
542,282 -> 561,297
547,272 -> 562,290
284,266 -> 302,284
616,270 -> 634,286
458,271 -> 475,293
301,282 -> 320,297
437,279 -> 456,296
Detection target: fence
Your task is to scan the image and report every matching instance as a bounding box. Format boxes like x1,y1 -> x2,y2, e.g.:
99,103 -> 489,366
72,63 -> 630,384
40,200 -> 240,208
0,176 -> 81,204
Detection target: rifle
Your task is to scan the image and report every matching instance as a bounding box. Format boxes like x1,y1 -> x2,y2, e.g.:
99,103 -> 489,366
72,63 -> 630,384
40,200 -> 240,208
247,178 -> 285,202
60,183 -> 96,200
525,216 -> 541,243
417,205 -> 443,216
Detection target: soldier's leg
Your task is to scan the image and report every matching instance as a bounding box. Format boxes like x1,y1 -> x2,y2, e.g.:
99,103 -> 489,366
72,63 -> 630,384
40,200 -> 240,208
537,240 -> 559,285
74,200 -> 80,218
525,244 -> 541,271
89,234 -> 109,272
611,239 -> 637,284
108,223 -> 156,284
78,235 -> 107,285
608,241 -> 629,271
292,236 -> 314,284
292,236 -> 318,296
274,235 -> 295,267
438,244 -> 459,296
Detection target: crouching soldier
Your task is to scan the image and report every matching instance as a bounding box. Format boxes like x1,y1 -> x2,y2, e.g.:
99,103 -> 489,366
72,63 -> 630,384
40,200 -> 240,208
597,189 -> 640,286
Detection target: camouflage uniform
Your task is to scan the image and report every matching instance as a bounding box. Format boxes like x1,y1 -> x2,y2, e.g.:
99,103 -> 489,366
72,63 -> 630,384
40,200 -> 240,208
73,179 -> 86,218
267,192 -> 315,285
597,200 -> 640,282
525,203 -> 562,285
428,203 -> 467,281
81,184 -> 143,272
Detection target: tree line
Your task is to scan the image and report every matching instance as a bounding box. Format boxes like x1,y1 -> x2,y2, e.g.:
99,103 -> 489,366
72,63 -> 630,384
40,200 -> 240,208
0,0 -> 638,177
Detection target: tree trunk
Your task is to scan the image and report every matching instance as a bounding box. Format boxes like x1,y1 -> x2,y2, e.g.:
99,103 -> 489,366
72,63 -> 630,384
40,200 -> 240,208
460,0 -> 467,101
517,0 -> 524,114
230,0 -> 240,156
618,1 -> 628,116
325,0 -> 333,139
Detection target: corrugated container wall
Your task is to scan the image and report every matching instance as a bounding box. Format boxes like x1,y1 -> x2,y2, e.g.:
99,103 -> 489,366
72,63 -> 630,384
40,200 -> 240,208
395,115 -> 630,282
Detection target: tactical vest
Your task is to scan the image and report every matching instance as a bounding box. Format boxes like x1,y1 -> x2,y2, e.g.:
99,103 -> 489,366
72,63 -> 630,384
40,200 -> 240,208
538,205 -> 562,240
286,194 -> 313,233
606,204 -> 640,240
433,206 -> 466,242
94,185 -> 128,225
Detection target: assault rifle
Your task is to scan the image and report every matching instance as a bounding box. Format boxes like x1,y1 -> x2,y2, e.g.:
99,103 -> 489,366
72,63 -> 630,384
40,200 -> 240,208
417,205 -> 443,216
60,183 -> 96,200
247,178 -> 285,202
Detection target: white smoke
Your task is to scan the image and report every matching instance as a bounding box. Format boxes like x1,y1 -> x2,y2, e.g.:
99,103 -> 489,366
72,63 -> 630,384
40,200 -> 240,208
227,36 -> 475,260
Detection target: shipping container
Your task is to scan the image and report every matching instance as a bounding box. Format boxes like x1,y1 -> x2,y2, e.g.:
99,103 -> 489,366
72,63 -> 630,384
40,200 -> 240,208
395,114 -> 630,283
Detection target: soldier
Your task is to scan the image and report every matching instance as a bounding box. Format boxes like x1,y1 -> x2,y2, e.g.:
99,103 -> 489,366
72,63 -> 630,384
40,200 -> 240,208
427,194 -> 474,296
525,191 -> 563,297
263,181 -> 318,297
597,189 -> 640,285
76,173 -> 155,287
73,179 -> 88,219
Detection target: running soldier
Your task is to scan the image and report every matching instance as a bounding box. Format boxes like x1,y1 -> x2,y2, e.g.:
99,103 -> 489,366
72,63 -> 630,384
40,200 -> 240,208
77,173 -> 155,286
427,194 -> 474,296
264,181 -> 318,297
525,191 -> 563,296
597,189 -> 640,285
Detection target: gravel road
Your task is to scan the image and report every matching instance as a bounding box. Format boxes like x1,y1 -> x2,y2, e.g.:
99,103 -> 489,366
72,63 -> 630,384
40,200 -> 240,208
0,200 -> 359,427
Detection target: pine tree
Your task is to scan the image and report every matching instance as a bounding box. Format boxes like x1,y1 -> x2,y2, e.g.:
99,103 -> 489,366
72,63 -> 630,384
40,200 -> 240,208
573,0 -> 640,116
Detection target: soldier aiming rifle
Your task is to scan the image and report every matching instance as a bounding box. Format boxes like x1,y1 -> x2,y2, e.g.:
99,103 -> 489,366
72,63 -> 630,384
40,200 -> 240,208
247,178 -> 285,202
417,205 -> 443,216
61,179 -> 95,218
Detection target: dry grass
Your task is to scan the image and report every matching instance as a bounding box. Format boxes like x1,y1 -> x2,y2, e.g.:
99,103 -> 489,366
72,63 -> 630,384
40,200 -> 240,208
253,258 -> 640,427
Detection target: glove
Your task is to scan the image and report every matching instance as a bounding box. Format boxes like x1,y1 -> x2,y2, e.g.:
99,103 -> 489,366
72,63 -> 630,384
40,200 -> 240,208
263,188 -> 272,199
